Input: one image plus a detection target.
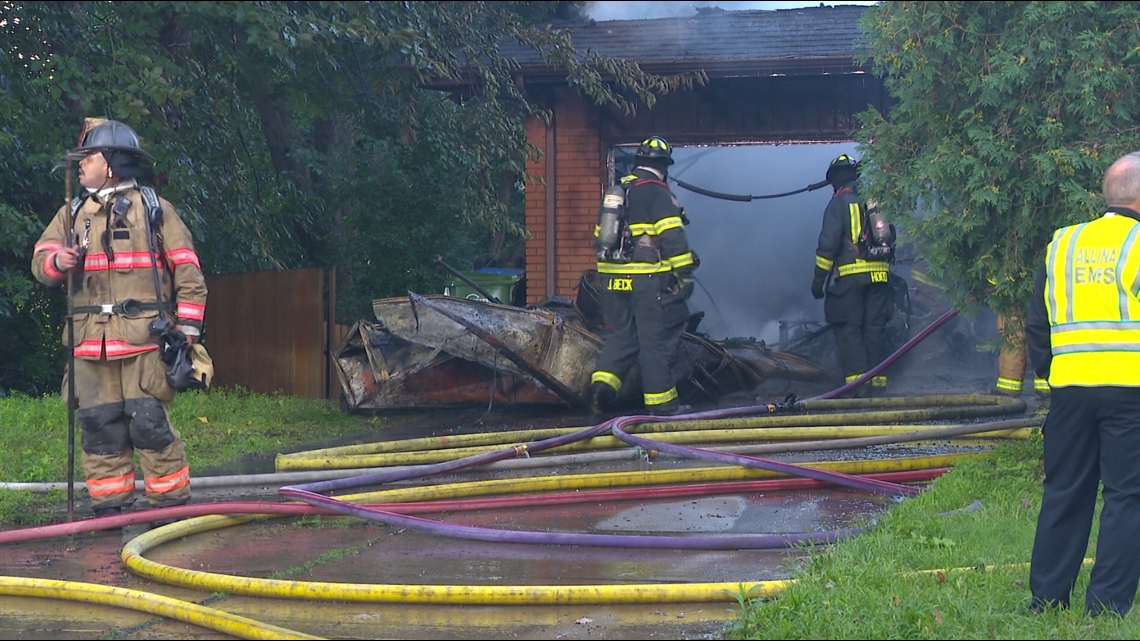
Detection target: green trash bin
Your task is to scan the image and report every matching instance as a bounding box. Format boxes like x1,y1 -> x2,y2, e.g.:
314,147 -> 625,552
443,268 -> 524,305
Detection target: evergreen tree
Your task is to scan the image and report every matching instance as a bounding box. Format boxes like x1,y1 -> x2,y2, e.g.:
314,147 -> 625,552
856,1 -> 1140,319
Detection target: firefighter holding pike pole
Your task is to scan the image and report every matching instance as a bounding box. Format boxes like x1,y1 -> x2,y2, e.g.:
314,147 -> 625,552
31,118 -> 212,523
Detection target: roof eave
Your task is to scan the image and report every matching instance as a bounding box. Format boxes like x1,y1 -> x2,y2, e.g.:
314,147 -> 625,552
422,55 -> 872,91
636,56 -> 872,78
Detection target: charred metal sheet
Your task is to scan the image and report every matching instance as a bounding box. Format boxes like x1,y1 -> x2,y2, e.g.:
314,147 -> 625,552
335,294 -> 829,412
408,293 -> 587,408
373,295 -> 601,396
333,319 -> 564,410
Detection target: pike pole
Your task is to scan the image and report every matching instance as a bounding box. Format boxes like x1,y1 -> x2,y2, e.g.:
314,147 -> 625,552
64,159 -> 76,522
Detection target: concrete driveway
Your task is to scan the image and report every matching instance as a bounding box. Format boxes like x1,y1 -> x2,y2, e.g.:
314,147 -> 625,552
0,357 -> 1021,640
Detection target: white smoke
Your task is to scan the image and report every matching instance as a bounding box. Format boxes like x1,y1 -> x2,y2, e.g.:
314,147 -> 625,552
666,142 -> 999,392
669,142 -> 854,344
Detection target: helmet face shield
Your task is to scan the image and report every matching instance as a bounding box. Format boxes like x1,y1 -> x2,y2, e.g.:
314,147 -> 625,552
66,147 -> 102,162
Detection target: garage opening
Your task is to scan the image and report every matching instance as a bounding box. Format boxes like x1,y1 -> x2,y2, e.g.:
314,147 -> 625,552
611,141 -> 858,344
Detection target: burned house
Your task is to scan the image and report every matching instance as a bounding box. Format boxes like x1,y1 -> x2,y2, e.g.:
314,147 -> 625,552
472,5 -> 891,307
334,6 -> 902,412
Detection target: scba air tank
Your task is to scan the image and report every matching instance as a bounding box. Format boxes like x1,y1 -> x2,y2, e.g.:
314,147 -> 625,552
596,185 -> 626,251
868,205 -> 891,245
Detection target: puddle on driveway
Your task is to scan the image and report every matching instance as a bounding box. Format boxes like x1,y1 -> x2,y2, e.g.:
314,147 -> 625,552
0,400 -> 997,639
0,482 -> 894,639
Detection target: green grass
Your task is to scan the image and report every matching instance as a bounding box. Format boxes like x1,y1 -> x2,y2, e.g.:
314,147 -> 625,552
728,434 -> 1137,639
0,388 -> 386,525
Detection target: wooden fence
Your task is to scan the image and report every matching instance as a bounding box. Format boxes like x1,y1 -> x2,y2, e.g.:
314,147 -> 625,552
203,267 -> 352,400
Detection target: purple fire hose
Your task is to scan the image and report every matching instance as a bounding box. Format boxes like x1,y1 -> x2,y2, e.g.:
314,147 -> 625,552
604,306 -> 965,499
811,306 -> 961,401
279,410 -> 878,549
280,482 -> 860,549
280,307 -> 963,549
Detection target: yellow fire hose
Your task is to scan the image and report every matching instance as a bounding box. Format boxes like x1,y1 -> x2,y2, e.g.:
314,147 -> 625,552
275,394 -> 1027,471
0,575 -> 322,640
5,393 -> 1040,637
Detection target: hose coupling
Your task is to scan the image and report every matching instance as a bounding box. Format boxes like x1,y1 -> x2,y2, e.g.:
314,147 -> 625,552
765,393 -> 803,414
512,444 -> 530,458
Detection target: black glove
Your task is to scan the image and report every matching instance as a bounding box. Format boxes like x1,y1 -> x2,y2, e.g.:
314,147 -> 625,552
678,277 -> 695,300
667,273 -> 695,300
811,280 -> 825,300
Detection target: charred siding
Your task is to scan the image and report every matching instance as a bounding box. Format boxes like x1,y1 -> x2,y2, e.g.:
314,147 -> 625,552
603,75 -> 891,144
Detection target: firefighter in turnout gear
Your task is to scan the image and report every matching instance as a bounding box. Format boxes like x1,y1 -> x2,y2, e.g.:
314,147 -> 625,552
985,273 -> 1049,399
31,118 -> 207,518
811,154 -> 893,397
1027,151 -> 1140,617
992,310 -> 1050,399
587,136 -> 697,417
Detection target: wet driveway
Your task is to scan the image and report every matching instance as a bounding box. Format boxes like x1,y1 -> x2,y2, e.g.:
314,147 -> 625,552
1,482 -> 894,640
0,383 -> 1016,640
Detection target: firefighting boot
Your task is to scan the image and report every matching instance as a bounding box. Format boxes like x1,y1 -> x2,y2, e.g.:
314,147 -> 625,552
146,497 -> 192,528
91,504 -> 122,519
647,402 -> 692,417
122,498 -> 191,544
587,382 -> 616,420
870,377 -> 887,398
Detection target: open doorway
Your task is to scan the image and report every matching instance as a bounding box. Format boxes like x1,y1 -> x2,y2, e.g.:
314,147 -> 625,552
611,141 -> 857,344
607,142 -> 1000,393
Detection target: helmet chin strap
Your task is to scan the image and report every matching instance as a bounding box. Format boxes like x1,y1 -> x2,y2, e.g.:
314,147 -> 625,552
81,151 -> 117,192
88,174 -> 114,193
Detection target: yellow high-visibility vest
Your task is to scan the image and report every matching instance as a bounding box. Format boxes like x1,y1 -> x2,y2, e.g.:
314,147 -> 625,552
1045,212 -> 1140,387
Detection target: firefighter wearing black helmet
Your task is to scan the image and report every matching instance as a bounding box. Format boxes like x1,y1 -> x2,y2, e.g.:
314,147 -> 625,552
31,118 -> 208,522
811,154 -> 893,397
587,136 -> 698,417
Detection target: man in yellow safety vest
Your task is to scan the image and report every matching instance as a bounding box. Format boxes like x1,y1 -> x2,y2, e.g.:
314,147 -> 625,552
1027,150 -> 1140,617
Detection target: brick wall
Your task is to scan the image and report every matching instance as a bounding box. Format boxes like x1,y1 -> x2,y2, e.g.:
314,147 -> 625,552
524,89 -> 604,304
